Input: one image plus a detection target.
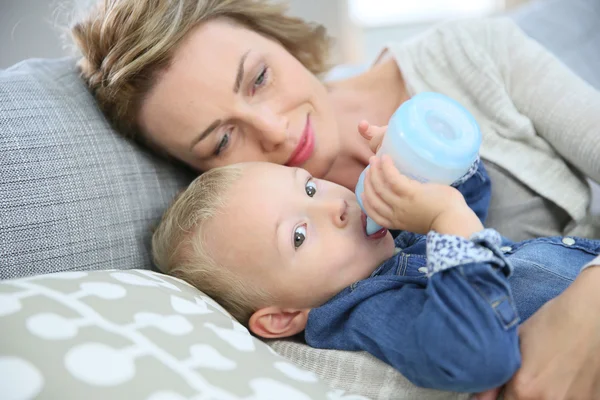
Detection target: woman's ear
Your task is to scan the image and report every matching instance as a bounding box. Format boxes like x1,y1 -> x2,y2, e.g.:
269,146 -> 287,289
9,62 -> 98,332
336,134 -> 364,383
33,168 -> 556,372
248,306 -> 310,339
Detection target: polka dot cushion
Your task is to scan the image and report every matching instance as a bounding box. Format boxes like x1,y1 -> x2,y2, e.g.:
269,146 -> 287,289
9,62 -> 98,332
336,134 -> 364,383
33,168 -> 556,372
0,269 -> 368,400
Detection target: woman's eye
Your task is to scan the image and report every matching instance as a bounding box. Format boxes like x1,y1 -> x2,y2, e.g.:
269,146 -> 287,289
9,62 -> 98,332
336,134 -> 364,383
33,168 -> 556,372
294,225 -> 307,249
305,180 -> 317,197
214,130 -> 232,156
252,66 -> 269,94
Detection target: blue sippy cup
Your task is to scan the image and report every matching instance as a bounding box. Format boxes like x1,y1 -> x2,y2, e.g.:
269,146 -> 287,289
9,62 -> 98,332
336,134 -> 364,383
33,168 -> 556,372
355,92 -> 482,235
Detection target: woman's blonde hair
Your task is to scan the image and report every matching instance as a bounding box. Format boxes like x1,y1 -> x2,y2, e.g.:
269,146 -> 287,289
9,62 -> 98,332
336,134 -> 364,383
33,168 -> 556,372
152,164 -> 271,324
71,0 -> 331,148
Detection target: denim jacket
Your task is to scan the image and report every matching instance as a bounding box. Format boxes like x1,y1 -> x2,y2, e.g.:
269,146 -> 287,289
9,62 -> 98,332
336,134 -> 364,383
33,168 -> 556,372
304,161 -> 600,393
450,156 -> 491,225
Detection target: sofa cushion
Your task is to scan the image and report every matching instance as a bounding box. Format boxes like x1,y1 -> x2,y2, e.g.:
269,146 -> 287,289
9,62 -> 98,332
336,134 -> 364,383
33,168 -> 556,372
0,58 -> 193,280
268,339 -> 469,400
0,270 -> 361,399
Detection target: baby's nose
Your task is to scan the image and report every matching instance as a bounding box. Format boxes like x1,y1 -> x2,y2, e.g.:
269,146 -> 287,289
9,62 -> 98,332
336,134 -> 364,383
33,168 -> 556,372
328,198 -> 349,229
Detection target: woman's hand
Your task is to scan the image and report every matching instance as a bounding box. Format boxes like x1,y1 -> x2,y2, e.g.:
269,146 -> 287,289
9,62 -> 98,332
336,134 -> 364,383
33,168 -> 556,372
358,120 -> 387,154
476,267 -> 600,400
361,155 -> 480,236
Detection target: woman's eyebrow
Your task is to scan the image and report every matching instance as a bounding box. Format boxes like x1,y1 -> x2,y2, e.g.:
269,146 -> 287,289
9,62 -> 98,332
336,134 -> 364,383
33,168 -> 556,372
233,50 -> 251,93
189,50 -> 251,151
189,119 -> 221,151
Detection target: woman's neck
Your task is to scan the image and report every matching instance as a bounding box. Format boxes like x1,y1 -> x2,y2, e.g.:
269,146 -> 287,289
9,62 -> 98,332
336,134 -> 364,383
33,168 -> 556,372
324,58 -> 410,190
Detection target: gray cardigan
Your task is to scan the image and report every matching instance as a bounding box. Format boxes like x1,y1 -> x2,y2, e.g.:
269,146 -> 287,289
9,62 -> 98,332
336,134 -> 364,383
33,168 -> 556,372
385,17 -> 600,236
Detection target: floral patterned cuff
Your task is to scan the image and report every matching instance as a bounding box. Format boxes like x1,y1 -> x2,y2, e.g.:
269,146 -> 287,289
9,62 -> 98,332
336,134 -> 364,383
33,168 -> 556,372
425,229 -> 504,277
451,156 -> 480,187
469,229 -> 503,248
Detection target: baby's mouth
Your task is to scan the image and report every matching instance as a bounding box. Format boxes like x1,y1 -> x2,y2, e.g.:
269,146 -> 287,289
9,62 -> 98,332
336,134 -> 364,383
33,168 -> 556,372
361,211 -> 388,239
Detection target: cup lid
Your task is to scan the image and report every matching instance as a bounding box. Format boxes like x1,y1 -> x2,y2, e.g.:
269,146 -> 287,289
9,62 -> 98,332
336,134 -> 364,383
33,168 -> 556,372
388,92 -> 482,168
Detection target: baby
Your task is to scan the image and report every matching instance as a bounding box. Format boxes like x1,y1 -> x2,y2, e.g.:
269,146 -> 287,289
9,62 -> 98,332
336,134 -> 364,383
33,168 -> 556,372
152,156 -> 600,394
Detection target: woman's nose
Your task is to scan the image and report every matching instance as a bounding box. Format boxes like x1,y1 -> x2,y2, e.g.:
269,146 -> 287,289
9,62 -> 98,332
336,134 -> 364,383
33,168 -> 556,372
253,110 -> 288,152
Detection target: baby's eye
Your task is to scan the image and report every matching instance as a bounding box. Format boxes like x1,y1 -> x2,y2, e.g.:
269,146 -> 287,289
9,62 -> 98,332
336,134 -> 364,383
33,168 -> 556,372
294,225 -> 307,249
305,179 -> 317,197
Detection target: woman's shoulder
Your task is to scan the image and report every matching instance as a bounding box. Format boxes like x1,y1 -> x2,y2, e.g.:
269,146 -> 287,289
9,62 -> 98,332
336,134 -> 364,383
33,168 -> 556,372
387,17 -> 521,53
431,16 -> 520,39
383,16 -> 526,87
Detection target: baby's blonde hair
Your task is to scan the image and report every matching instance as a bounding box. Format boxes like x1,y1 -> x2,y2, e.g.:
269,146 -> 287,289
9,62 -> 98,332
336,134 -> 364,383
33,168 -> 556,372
71,0 -> 331,150
152,164 -> 271,324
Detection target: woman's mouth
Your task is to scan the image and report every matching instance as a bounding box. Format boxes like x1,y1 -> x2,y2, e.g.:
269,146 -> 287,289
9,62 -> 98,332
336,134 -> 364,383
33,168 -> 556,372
285,114 -> 315,167
361,212 -> 388,240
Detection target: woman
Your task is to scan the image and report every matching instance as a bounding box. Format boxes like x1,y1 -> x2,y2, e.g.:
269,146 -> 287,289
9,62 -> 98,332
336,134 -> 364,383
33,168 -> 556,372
71,1 -> 600,398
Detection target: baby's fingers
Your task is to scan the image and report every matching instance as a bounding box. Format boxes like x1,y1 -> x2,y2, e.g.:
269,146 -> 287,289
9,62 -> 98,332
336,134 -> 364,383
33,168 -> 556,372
358,120 -> 371,139
361,193 -> 393,229
362,168 -> 393,227
367,157 -> 398,206
358,120 -> 387,154
368,156 -> 411,205
380,155 -> 414,196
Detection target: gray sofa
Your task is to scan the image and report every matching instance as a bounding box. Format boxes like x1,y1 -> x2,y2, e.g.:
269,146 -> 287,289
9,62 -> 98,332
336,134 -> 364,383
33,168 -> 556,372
1,0 -> 599,398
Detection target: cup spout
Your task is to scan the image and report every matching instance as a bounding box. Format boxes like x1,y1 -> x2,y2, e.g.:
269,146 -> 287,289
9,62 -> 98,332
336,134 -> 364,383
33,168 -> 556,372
366,217 -> 383,236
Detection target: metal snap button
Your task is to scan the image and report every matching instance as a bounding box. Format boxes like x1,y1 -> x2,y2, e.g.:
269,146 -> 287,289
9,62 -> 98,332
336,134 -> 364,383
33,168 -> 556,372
562,237 -> 575,246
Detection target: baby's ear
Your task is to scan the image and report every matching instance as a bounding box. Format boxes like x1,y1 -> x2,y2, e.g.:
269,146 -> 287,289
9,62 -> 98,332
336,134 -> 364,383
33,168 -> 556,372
249,307 -> 310,339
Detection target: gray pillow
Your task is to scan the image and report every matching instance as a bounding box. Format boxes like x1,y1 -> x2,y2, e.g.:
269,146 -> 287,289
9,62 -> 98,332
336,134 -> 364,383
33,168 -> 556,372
0,58 -> 193,280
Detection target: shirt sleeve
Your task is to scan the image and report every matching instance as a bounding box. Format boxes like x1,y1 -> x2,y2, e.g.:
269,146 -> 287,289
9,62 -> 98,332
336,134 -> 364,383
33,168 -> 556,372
305,229 -> 520,393
451,156 -> 480,188
582,254 -> 600,271
488,18 -> 600,183
451,157 -> 492,224
425,229 -> 511,276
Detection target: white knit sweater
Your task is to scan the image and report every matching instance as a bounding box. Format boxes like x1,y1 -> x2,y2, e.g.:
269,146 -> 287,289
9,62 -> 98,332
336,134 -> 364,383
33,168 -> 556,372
385,17 -> 600,226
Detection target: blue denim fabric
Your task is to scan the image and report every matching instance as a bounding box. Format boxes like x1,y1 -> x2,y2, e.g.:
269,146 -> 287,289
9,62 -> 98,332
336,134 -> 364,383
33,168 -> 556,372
453,157 -> 492,225
305,230 -> 600,394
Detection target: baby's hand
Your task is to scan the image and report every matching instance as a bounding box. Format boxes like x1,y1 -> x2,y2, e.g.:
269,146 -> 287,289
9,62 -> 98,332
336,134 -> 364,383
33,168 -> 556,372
358,120 -> 387,154
361,155 -> 478,235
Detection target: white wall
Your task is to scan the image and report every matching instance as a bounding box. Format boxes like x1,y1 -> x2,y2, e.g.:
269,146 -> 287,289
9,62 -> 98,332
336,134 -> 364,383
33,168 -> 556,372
0,0 -> 532,69
281,0 -> 362,63
0,0 -> 357,69
0,0 -> 70,68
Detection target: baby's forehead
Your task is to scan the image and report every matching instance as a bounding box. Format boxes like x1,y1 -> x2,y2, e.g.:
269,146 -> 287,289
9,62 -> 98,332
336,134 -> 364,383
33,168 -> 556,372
241,161 -> 287,175
227,163 -> 285,204
236,162 -> 289,187
211,164 -> 285,251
